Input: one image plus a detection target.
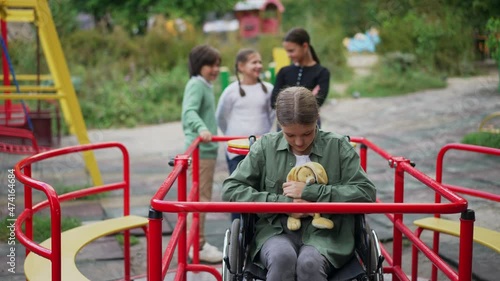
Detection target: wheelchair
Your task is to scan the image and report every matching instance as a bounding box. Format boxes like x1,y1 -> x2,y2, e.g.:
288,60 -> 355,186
222,213 -> 384,281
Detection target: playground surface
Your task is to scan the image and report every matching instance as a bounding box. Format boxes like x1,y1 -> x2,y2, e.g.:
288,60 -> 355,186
1,72 -> 499,281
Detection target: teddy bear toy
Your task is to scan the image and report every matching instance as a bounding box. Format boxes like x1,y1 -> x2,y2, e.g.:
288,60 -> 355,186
286,162 -> 335,231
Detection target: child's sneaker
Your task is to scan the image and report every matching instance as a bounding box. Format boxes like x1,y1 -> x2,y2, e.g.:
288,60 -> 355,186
189,242 -> 223,263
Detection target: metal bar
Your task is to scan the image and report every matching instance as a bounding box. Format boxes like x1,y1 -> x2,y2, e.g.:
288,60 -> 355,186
3,9 -> 35,22
176,156 -> 189,281
1,20 -> 10,116
192,148 -> 200,264
392,158 -> 406,270
458,210 -> 475,281
0,86 -> 58,91
359,143 -> 367,171
4,74 -> 52,81
150,200 -> 467,214
147,208 -> 163,281
443,184 -> 500,202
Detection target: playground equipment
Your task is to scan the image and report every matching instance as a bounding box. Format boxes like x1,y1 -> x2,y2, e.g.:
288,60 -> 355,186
272,47 -> 290,74
234,0 -> 285,39
13,137 -> 499,280
0,0 -> 102,185
413,143 -> 500,281
146,136 -> 499,281
478,111 -> 500,133
14,142 -> 148,281
0,125 -> 42,154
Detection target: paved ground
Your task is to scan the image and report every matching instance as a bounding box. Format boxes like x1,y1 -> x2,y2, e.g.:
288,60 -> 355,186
0,68 -> 499,280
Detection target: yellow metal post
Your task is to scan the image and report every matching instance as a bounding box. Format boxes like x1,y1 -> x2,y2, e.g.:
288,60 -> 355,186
272,47 -> 291,74
0,0 -> 102,185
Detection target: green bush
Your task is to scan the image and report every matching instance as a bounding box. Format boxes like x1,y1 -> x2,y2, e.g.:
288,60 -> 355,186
378,9 -> 476,76
461,132 -> 500,149
79,64 -> 188,128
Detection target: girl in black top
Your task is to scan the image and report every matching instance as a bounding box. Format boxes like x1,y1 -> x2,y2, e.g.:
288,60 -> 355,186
271,28 -> 330,128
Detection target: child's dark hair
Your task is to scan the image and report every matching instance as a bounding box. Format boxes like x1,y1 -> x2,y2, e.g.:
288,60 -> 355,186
276,86 -> 318,126
188,45 -> 221,77
284,27 -> 320,65
234,48 -> 268,97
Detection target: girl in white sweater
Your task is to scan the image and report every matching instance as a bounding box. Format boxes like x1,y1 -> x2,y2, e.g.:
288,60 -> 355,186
216,48 -> 275,220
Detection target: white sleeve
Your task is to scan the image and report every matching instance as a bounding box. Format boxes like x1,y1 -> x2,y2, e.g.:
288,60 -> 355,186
216,85 -> 233,135
266,83 -> 276,131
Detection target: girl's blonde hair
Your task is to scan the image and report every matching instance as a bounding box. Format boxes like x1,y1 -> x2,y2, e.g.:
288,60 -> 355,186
276,86 -> 318,126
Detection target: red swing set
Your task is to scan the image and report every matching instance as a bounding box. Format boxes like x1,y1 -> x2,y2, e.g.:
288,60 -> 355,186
0,0 -> 102,186
0,19 -> 61,154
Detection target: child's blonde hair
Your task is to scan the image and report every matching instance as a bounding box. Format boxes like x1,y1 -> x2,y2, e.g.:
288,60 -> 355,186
276,86 -> 318,126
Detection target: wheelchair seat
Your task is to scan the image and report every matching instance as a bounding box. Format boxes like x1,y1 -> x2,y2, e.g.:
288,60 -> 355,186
222,214 -> 384,281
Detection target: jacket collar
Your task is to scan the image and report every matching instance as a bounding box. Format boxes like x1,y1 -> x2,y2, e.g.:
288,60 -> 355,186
194,75 -> 213,88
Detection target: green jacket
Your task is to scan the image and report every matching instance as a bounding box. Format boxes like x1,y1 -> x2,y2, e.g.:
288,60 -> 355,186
221,129 -> 376,269
181,77 -> 218,159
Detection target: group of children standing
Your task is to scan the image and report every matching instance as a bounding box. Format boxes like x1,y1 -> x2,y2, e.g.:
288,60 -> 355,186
180,27 -> 330,263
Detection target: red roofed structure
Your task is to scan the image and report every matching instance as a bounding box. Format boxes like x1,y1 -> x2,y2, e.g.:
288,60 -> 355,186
234,0 -> 285,38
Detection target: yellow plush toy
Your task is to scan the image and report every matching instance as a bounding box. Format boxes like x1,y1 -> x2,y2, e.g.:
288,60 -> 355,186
286,162 -> 334,231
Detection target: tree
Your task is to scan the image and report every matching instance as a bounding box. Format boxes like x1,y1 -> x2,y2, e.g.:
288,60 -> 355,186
73,0 -> 238,34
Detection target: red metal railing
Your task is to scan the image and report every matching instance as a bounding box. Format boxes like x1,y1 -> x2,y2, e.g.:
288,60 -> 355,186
413,143 -> 500,281
148,136 -> 475,281
13,142 -> 136,281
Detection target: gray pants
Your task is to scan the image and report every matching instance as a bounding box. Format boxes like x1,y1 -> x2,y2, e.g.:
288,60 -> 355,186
259,233 -> 332,281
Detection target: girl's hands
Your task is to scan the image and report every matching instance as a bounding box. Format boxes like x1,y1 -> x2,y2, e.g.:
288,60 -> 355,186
312,85 -> 320,96
290,198 -> 313,218
199,130 -> 212,142
283,181 -> 306,199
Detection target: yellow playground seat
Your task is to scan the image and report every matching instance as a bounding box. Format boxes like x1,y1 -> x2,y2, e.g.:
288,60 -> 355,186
272,47 -> 290,74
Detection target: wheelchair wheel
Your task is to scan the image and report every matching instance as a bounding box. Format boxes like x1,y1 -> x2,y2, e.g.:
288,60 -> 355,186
229,218 -> 242,279
222,228 -> 231,281
223,219 -> 243,281
369,230 -> 384,281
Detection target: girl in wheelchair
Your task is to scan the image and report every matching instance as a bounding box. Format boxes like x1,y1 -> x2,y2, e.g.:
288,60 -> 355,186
222,86 -> 377,281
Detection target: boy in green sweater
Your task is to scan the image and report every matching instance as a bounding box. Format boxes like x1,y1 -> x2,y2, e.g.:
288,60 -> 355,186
181,44 -> 222,263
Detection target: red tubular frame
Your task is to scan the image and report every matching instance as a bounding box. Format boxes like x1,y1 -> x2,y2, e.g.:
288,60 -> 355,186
13,142 -> 141,281
11,137 -> 494,281
148,136 -> 477,281
413,143 -> 500,281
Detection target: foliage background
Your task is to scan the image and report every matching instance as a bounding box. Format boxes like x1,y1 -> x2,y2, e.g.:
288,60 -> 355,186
6,0 -> 500,129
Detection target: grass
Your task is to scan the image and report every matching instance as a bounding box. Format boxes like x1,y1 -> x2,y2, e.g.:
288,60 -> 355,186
461,132 -> 500,149
0,215 -> 81,243
115,233 -> 140,246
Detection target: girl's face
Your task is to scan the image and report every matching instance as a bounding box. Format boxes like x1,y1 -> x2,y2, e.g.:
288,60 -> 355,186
283,41 -> 308,65
238,53 -> 263,82
281,123 -> 317,155
200,62 -> 220,82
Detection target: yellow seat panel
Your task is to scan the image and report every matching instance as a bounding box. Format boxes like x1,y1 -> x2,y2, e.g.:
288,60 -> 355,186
24,215 -> 148,281
228,138 -> 256,149
414,217 -> 500,253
